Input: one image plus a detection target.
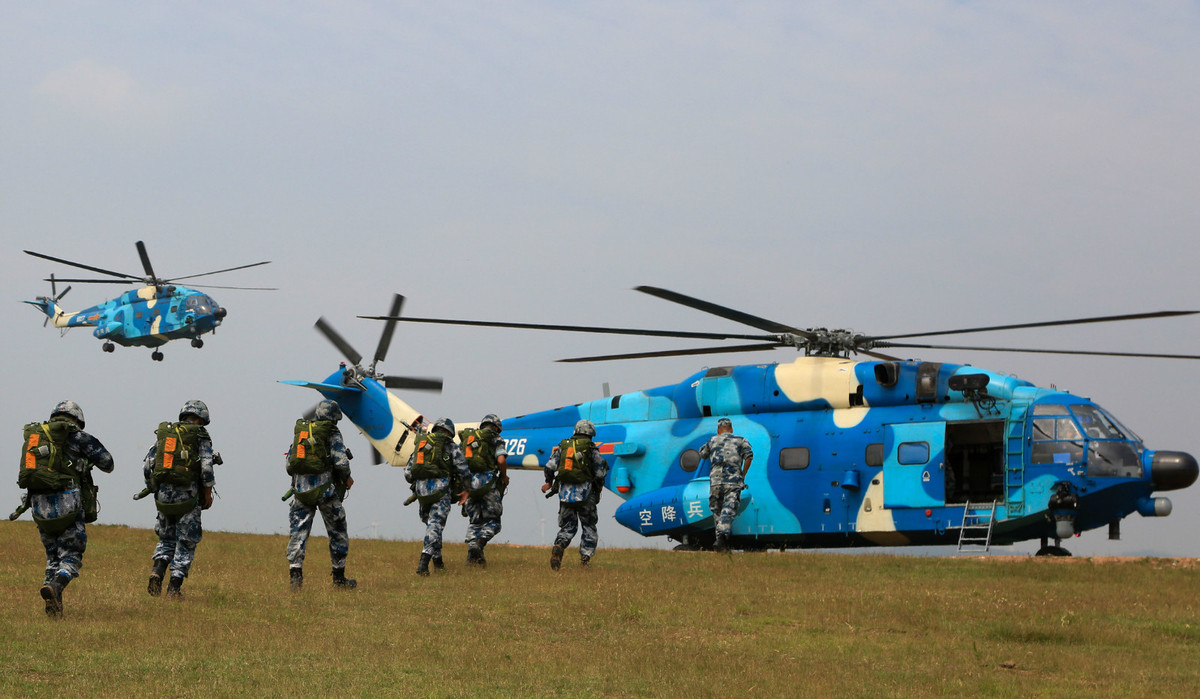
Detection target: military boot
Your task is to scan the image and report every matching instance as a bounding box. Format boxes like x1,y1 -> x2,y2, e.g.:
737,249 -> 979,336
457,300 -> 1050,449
331,567 -> 357,589
476,541 -> 487,568
550,544 -> 564,571
148,559 -> 169,597
580,554 -> 591,568
40,573 -> 69,618
466,540 -> 483,566
432,555 -> 445,572
416,553 -> 432,577
290,567 -> 303,592
166,575 -> 184,599
713,533 -> 728,553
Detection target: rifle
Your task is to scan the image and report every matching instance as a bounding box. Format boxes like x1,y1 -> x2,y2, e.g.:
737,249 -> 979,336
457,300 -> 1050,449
281,488 -> 295,502
8,493 -> 30,521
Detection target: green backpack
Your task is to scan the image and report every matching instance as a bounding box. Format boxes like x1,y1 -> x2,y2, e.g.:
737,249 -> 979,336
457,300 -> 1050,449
18,419 -> 79,494
287,419 -> 335,476
556,437 -> 596,485
151,421 -> 208,487
410,432 -> 454,480
459,427 -> 499,475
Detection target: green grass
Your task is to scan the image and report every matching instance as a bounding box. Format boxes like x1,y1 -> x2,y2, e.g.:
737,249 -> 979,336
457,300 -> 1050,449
2,523 -> 1198,697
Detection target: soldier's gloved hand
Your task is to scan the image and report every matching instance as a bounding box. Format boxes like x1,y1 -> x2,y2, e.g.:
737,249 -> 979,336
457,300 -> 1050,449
201,486 -> 214,510
344,476 -> 354,491
540,483 -> 551,493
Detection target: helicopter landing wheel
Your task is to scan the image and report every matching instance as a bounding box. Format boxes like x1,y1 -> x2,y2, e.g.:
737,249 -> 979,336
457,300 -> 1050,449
151,351 -> 164,362
1035,545 -> 1072,557
102,342 -> 115,353
191,338 -> 204,349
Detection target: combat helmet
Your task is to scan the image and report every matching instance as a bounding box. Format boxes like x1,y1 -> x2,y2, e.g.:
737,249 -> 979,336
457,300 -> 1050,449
179,399 -> 211,426
573,419 -> 596,437
480,413 -> 503,433
315,399 -> 342,422
50,400 -> 85,428
433,417 -> 456,436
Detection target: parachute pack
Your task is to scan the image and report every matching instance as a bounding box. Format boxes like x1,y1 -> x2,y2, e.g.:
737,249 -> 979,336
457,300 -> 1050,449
18,419 -> 79,493
151,421 -> 208,487
287,419 -> 334,476
410,432 -> 454,481
459,427 -> 498,474
556,436 -> 596,484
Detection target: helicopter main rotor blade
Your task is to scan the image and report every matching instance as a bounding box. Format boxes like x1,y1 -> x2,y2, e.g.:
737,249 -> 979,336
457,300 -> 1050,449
167,260 -> 272,283
635,286 -> 816,338
136,241 -> 157,281
25,250 -> 140,281
179,283 -> 278,291
557,342 -> 786,363
373,294 -> 405,367
315,317 -> 363,366
359,315 -> 777,342
382,375 -> 444,392
870,310 -> 1200,342
43,277 -> 135,285
877,341 -> 1200,360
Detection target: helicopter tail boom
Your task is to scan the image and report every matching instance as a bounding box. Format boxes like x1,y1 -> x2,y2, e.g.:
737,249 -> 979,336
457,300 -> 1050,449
22,297 -> 84,329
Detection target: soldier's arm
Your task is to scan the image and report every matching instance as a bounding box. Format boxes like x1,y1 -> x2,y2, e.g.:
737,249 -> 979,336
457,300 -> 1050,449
329,428 -> 352,478
76,432 -> 115,473
143,447 -> 156,488
740,438 -> 754,477
493,436 -> 509,484
541,449 -> 559,492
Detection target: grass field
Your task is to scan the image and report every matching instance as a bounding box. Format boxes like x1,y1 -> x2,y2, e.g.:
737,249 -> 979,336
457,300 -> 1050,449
2,522 -> 1198,698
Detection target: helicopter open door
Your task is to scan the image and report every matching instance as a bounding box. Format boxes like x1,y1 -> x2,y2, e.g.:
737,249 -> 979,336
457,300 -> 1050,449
882,422 -> 947,509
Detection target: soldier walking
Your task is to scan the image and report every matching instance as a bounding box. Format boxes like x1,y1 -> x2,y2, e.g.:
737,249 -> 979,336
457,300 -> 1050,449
19,400 -> 114,617
405,417 -> 469,576
541,419 -> 608,570
142,400 -> 217,598
285,400 -> 356,590
698,417 -> 753,552
457,414 -> 508,567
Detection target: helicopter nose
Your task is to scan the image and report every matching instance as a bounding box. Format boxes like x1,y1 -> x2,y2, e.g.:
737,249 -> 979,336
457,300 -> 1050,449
1150,451 -> 1198,491
214,306 -> 227,319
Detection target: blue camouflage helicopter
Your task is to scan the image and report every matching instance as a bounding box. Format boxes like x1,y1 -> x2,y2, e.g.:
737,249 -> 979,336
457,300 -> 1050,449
23,241 -> 273,361
288,289 -> 1199,556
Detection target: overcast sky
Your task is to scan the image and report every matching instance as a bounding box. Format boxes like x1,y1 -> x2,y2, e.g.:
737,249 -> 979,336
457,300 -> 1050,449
2,2 -> 1198,558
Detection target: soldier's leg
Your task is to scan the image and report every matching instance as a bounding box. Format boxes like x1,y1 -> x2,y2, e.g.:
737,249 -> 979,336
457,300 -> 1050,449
478,489 -> 503,544
578,502 -> 600,560
169,506 -> 204,578
422,495 -> 451,557
716,487 -> 741,537
554,503 -> 579,549
318,497 -> 349,570
154,510 -> 180,564
463,498 -> 483,544
40,527 -> 60,585
286,500 -> 317,569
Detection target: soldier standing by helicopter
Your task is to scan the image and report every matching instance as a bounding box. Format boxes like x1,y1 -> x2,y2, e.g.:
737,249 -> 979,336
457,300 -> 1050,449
405,417 -> 469,576
17,400 -> 114,617
284,400 -> 356,590
541,419 -> 609,570
698,417 -> 753,553
141,400 -> 217,599
457,414 -> 508,567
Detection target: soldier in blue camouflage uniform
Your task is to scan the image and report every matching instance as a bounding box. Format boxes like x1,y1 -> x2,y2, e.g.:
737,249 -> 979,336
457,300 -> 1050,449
285,400 -> 356,590
405,417 -> 469,576
23,401 -> 114,617
457,414 -> 508,567
143,400 -> 217,598
541,419 -> 609,570
698,417 -> 753,552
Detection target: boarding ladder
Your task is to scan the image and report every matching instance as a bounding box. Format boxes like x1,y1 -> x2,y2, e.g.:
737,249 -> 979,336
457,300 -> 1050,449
1004,399 -> 1031,518
957,500 -> 998,553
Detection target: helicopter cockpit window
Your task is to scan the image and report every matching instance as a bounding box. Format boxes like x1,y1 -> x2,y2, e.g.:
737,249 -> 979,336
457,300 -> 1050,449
185,295 -> 214,314
1032,404 -> 1069,416
779,447 -> 809,470
897,442 -> 929,465
1069,405 -> 1143,477
1069,405 -> 1128,440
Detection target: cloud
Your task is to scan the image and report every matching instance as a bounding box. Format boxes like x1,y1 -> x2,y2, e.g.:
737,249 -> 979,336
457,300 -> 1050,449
34,59 -> 191,135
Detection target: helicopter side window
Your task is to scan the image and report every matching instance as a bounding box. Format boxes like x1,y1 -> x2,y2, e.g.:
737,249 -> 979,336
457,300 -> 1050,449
1032,404 -> 1069,416
680,449 -> 700,472
1031,417 -> 1084,465
897,442 -> 929,465
779,447 -> 809,470
865,443 -> 884,467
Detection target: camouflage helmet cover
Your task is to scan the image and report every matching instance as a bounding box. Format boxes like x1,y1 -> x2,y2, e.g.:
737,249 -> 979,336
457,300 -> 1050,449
179,399 -> 211,425
51,400 -> 85,428
717,417 -> 733,430
433,417 -> 456,435
315,399 -> 342,422
573,419 -> 596,437
480,413 -> 502,432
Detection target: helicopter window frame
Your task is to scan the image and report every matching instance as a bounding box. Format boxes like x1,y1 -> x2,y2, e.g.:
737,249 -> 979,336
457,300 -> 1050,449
680,449 -> 701,472
897,442 -> 930,465
779,447 -> 810,470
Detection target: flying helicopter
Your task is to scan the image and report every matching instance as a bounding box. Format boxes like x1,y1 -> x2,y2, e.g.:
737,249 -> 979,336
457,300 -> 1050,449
23,241 -> 273,361
287,288 -> 1199,556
